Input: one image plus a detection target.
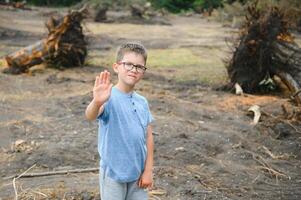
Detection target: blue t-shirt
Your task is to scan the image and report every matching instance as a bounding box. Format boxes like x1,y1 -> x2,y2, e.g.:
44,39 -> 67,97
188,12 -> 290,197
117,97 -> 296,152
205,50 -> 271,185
97,87 -> 153,182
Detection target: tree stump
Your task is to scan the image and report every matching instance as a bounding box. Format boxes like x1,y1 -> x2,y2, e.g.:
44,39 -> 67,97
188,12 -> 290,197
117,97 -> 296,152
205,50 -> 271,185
2,7 -> 88,74
94,5 -> 108,22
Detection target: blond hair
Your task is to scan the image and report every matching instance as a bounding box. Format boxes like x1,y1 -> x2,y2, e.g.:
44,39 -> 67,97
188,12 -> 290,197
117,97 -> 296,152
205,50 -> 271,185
116,42 -> 147,64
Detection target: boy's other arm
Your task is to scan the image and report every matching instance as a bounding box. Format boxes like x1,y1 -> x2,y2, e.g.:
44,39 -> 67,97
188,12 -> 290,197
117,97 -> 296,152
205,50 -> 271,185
138,125 -> 154,189
85,70 -> 113,121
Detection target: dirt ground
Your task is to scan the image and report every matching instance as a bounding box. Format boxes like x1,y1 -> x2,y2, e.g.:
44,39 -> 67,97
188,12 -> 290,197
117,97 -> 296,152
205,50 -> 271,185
1,6 -> 301,200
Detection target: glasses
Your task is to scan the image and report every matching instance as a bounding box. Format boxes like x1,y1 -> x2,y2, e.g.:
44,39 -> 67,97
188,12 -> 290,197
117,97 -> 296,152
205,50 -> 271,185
118,62 -> 147,73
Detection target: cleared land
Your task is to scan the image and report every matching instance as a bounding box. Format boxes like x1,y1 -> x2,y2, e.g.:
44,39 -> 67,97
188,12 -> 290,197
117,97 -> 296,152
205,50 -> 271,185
0,7 -> 301,200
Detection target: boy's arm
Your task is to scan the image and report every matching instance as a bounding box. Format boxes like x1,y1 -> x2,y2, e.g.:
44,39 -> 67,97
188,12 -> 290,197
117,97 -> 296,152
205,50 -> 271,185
85,70 -> 113,121
85,99 -> 104,121
138,125 -> 154,188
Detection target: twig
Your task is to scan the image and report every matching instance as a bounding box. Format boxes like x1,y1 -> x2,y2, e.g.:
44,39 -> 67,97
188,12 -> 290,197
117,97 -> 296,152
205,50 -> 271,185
257,166 -> 287,179
5,167 -> 99,180
13,177 -> 17,200
261,110 -> 301,134
252,175 -> 260,183
262,146 -> 288,160
149,195 -> 162,200
251,152 -> 290,183
13,164 -> 36,200
149,189 -> 167,195
29,189 -> 48,197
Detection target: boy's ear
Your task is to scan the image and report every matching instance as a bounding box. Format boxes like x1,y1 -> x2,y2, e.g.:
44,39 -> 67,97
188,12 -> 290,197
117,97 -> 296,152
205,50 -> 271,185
112,63 -> 119,73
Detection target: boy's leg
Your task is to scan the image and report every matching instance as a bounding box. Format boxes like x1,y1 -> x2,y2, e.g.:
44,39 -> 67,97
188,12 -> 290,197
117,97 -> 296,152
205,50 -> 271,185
125,180 -> 148,200
99,167 -> 126,200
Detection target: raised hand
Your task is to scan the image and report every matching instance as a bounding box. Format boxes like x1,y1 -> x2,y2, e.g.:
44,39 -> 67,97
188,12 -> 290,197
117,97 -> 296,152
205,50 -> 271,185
93,70 -> 113,106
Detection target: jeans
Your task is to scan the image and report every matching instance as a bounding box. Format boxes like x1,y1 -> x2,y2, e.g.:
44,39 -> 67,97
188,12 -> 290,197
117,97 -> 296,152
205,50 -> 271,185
99,167 -> 148,200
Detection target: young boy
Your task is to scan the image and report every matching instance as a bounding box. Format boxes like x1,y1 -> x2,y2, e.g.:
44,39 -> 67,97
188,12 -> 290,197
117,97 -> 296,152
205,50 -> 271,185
85,42 -> 154,200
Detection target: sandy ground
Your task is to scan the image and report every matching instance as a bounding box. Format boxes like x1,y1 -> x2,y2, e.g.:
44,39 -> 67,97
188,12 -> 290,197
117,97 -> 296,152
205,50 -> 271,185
0,6 -> 301,200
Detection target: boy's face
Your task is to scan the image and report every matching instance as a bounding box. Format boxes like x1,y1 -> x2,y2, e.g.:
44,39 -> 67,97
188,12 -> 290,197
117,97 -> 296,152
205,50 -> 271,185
113,52 -> 146,87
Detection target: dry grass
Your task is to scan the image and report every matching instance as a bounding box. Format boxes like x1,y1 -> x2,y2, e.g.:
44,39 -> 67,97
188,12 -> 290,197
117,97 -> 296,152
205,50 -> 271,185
86,23 -> 174,40
216,95 -> 283,111
87,47 -> 227,86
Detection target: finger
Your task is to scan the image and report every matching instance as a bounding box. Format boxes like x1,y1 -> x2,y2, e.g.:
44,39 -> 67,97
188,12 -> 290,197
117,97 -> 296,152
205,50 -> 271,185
140,180 -> 143,188
142,182 -> 148,189
94,76 -> 99,87
103,70 -> 108,84
105,71 -> 111,84
100,72 -> 104,84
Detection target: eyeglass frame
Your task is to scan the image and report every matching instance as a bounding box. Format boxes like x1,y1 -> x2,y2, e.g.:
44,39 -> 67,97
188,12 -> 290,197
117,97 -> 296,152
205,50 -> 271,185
117,61 -> 147,73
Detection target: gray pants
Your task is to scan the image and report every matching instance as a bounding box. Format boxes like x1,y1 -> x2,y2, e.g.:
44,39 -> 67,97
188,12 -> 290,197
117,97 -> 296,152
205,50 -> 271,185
99,167 -> 148,200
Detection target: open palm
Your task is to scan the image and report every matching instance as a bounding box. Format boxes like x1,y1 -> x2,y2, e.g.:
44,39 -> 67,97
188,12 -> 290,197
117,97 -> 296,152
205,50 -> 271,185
93,70 -> 113,106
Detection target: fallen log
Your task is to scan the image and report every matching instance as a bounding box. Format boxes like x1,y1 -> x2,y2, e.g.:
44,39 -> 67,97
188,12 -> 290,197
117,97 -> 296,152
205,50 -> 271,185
2,7 -> 88,74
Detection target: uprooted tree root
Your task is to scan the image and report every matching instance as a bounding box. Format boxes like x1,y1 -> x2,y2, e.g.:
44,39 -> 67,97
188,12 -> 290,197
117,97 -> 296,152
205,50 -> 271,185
2,7 -> 88,74
226,1 -> 301,105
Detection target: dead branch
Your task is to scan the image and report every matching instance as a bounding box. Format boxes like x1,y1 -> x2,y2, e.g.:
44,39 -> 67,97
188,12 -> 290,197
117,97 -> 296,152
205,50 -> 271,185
5,167 -> 99,180
261,110 -> 301,134
262,146 -> 289,160
13,164 -> 36,200
149,189 -> 167,195
251,152 -> 290,182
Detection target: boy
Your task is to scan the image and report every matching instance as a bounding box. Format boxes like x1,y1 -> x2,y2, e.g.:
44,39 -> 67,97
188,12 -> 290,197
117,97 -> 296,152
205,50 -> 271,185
85,42 -> 154,200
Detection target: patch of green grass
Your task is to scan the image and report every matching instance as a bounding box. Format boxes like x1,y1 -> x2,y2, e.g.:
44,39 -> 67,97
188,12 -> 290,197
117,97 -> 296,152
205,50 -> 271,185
0,59 -> 6,69
148,48 -> 228,86
148,48 -> 200,68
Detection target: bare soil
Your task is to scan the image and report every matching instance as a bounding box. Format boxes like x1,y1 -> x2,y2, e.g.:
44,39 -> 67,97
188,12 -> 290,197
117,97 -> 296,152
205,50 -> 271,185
1,7 -> 301,200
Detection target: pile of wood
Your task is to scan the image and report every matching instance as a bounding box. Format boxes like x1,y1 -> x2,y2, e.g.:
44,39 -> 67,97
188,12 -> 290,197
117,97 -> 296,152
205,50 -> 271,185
226,1 -> 301,105
3,7 -> 88,74
0,1 -> 30,10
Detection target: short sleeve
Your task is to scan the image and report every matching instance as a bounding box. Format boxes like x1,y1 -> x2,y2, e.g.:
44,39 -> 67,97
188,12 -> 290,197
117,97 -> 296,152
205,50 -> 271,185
97,100 -> 110,123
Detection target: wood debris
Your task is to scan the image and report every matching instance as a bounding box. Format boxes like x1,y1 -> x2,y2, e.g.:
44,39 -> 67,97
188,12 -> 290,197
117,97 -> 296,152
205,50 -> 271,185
2,7 -> 88,74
